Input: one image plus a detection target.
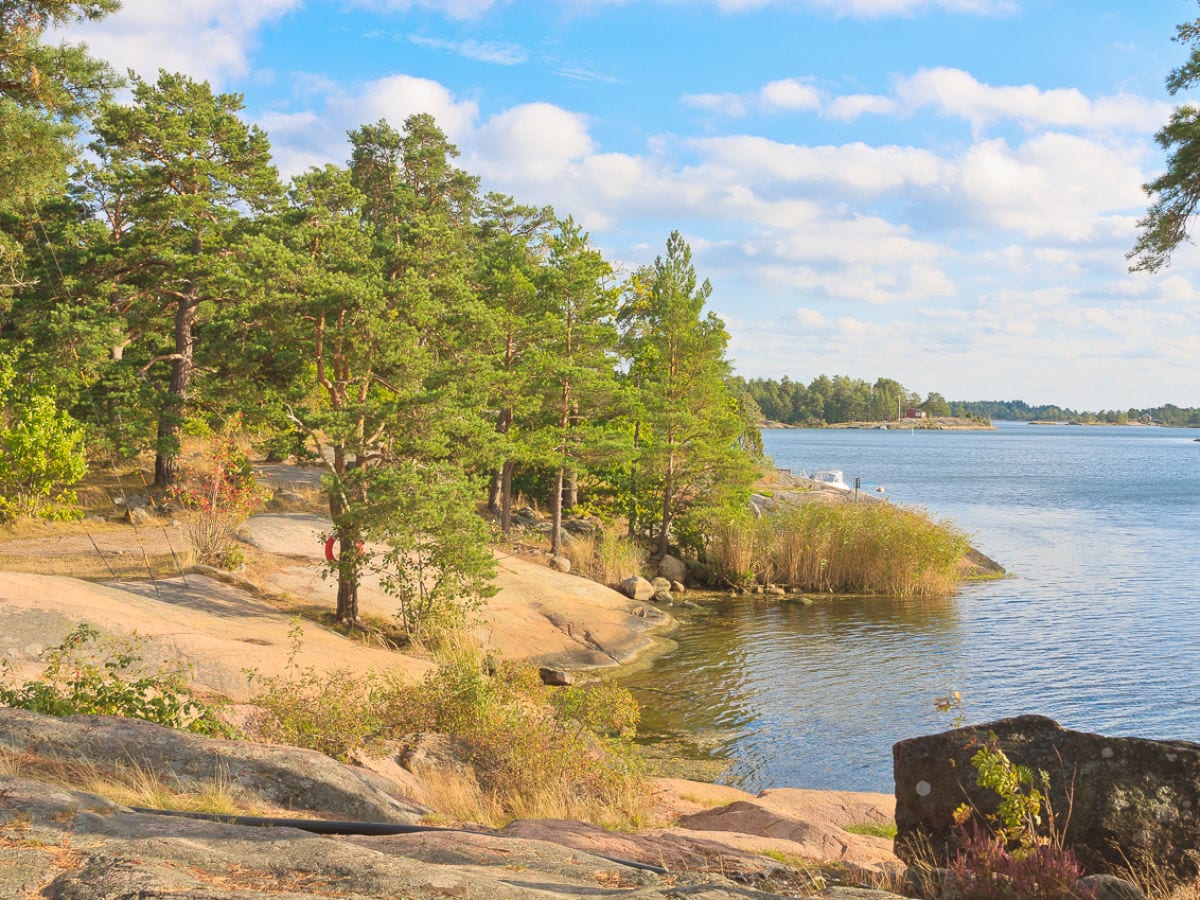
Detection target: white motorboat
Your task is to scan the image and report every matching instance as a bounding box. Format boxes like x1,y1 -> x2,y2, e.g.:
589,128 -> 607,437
811,469 -> 852,492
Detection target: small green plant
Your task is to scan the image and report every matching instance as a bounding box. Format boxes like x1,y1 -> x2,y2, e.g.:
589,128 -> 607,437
955,739 -> 1051,850
246,622 -> 386,761
0,624 -> 229,736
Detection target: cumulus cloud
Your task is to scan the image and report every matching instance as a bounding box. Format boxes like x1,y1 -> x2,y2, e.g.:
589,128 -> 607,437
56,0 -> 301,85
760,78 -> 822,111
693,136 -> 945,195
349,74 -> 480,140
954,133 -> 1146,241
825,93 -> 898,120
681,92 -> 750,117
893,67 -> 1171,133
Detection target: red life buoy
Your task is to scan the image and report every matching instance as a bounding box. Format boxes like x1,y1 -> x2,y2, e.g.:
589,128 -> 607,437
324,536 -> 364,561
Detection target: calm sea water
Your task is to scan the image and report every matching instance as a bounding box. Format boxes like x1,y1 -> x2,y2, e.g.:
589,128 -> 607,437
619,422 -> 1200,793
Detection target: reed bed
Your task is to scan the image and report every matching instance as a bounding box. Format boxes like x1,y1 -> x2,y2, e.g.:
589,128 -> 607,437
561,523 -> 649,586
707,500 -> 970,599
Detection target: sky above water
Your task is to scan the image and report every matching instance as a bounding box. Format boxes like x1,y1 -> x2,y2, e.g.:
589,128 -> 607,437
59,1 -> 1200,410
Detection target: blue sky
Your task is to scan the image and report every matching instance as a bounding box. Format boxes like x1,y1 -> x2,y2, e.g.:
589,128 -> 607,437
61,0 -> 1200,409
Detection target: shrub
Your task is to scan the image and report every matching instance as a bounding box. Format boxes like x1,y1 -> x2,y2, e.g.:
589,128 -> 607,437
357,462 -> 497,645
0,352 -> 88,521
0,624 -> 228,736
946,734 -> 1094,899
249,628 -> 648,827
170,427 -> 262,569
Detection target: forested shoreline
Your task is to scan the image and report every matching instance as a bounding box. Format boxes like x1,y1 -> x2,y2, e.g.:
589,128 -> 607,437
739,376 -> 1200,427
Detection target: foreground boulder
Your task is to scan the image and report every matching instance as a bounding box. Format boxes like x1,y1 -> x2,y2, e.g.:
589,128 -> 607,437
894,714 -> 1200,884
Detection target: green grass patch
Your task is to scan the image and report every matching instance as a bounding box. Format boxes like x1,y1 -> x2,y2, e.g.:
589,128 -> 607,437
845,821 -> 897,839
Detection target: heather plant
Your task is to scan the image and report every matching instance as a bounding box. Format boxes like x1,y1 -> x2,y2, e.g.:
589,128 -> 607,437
947,824 -> 1094,899
0,624 -> 228,736
171,427 -> 262,569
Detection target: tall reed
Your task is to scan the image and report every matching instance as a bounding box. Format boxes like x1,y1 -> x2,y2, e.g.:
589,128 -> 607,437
707,500 -> 969,599
562,523 -> 648,585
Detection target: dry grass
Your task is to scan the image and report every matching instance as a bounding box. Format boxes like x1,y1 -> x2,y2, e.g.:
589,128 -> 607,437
1119,852 -> 1200,900
0,750 -> 272,817
561,523 -> 649,586
0,549 -> 192,580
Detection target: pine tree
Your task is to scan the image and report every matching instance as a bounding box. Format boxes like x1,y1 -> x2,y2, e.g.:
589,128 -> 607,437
620,231 -> 754,558
79,72 -> 281,484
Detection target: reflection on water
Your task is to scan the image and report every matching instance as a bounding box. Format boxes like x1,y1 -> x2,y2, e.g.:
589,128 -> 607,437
619,424 -> 1200,792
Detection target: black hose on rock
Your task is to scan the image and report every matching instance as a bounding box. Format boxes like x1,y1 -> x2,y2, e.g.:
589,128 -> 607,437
127,807 -> 670,875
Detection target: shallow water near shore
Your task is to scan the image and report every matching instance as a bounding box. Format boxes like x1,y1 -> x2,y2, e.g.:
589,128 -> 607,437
618,422 -> 1200,793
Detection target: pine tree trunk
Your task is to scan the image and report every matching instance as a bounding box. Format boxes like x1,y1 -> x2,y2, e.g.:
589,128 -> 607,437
500,460 -> 514,533
335,569 -> 359,625
487,468 -> 502,514
564,469 -> 578,510
551,466 -> 564,557
327,460 -> 360,626
658,474 -> 672,558
153,298 -> 198,488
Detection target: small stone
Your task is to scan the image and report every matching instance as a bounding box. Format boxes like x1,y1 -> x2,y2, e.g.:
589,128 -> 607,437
651,576 -> 672,594
671,581 -> 686,594
620,576 -> 655,602
765,585 -> 786,597
538,667 -> 575,686
1075,875 -> 1147,900
549,555 -> 571,574
652,590 -> 673,604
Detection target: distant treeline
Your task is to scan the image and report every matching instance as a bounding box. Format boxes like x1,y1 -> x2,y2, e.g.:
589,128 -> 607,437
946,400 -> 1200,426
738,377 -> 1200,427
734,375 -> 965,425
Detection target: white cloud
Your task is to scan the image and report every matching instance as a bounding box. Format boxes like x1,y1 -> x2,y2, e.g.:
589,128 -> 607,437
760,78 -> 822,111
471,103 -> 594,180
57,0 -> 301,85
682,79 -> 823,118
955,133 -> 1146,241
825,93 -> 897,120
407,35 -> 527,65
347,0 -> 502,20
681,92 -> 750,117
348,74 -> 480,142
689,0 -> 1016,16
693,136 -> 945,194
894,67 -> 1170,133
